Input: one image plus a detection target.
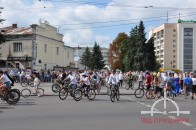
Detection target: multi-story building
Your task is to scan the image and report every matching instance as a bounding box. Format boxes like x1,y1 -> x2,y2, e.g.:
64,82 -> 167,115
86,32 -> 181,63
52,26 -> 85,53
74,46 -> 109,70
177,20 -> 196,72
149,20 -> 196,72
149,23 -> 177,70
0,21 -> 74,70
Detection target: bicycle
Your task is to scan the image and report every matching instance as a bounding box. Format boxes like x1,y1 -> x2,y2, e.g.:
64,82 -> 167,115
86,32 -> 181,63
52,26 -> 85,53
134,84 -> 155,99
125,79 -> 134,90
73,84 -> 96,101
0,88 -> 20,105
58,81 -> 77,100
21,84 -> 44,98
110,84 -> 120,102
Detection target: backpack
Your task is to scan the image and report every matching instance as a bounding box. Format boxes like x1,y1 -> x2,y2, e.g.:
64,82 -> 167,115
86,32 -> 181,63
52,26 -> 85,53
167,77 -> 174,89
7,74 -> 15,86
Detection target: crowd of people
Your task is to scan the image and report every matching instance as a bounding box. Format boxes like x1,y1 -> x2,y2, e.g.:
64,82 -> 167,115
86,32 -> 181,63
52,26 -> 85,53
1,68 -> 196,100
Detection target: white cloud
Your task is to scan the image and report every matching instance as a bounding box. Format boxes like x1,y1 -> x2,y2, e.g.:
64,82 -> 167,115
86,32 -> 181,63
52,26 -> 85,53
1,0 -> 196,48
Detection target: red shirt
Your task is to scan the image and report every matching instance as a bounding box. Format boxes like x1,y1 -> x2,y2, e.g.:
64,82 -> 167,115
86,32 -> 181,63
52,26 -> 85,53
146,74 -> 152,86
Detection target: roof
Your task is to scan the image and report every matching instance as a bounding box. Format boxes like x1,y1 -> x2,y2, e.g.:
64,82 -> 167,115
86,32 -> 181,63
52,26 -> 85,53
0,25 -> 32,35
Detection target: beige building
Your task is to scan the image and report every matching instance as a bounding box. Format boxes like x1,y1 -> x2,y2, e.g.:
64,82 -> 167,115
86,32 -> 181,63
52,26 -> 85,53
149,23 -> 177,70
0,21 -> 74,70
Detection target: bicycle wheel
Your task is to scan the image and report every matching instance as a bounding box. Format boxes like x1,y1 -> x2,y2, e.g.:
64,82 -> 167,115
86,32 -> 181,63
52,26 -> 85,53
110,90 -> 115,102
21,88 -> 31,98
52,84 -> 61,93
116,90 -> 120,101
145,90 -> 155,99
21,81 -> 28,87
12,89 -> 20,103
37,88 -> 44,97
73,89 -> 82,101
87,89 -> 96,100
6,89 -> 20,105
134,89 -> 144,98
59,88 -> 68,100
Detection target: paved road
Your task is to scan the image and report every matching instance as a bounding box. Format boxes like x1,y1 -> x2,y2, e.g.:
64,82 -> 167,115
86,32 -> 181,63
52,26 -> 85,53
0,87 -> 196,130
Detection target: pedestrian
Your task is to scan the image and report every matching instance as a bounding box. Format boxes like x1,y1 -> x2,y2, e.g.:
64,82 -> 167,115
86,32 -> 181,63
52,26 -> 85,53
119,72 -> 123,87
191,74 -> 196,100
183,72 -> 193,99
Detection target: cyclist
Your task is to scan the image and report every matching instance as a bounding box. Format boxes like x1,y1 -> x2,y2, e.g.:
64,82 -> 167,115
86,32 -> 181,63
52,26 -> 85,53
32,73 -> 41,97
80,73 -> 90,96
108,70 -> 119,92
65,71 -> 78,91
0,70 -> 12,96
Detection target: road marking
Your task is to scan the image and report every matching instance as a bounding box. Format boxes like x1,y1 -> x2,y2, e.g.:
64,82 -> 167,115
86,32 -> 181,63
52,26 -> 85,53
121,96 -> 194,128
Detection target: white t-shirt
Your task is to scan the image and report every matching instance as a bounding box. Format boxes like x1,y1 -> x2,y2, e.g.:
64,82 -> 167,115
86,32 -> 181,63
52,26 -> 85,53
34,77 -> 40,86
67,74 -> 78,84
83,77 -> 90,85
108,73 -> 118,85
1,74 -> 11,83
192,78 -> 196,85
119,73 -> 123,80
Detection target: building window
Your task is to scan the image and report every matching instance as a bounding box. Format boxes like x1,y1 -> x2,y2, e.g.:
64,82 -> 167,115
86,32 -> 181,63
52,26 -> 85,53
173,34 -> 176,37
173,60 -> 175,63
173,65 -> 175,68
44,64 -> 47,70
44,44 -> 47,53
173,39 -> 176,42
67,52 -> 69,58
173,45 -> 176,48
56,47 -> 59,55
13,43 -> 22,52
173,50 -> 176,53
173,55 -> 175,58
173,29 -> 176,32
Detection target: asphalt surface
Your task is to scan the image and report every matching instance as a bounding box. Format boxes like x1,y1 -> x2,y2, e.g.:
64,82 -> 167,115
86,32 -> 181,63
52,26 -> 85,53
0,83 -> 196,130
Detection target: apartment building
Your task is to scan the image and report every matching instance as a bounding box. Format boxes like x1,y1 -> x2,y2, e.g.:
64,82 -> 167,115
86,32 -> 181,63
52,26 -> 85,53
0,21 -> 74,70
149,23 -> 177,70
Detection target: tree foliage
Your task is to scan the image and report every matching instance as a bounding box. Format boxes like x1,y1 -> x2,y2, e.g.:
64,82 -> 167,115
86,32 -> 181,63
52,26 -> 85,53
120,21 -> 159,71
80,47 -> 92,69
108,32 -> 128,71
90,42 -> 105,70
0,8 -> 7,44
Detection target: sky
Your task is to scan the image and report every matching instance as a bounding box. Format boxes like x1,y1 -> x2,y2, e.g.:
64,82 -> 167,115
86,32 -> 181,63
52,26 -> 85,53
1,0 -> 196,48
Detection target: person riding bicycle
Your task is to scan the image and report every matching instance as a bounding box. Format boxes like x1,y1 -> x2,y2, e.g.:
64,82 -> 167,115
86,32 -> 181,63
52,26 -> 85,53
108,70 -> 119,92
80,73 -> 90,96
32,73 -> 41,97
65,71 -> 78,90
0,70 -> 12,96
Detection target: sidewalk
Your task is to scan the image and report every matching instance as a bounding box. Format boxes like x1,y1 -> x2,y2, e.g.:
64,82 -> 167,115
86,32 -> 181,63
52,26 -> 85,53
13,82 -> 137,96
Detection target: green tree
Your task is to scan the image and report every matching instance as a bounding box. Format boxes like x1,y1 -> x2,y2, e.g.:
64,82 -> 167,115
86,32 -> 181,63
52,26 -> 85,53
80,47 -> 91,69
121,21 -> 159,71
90,42 -> 105,70
0,7 -> 7,44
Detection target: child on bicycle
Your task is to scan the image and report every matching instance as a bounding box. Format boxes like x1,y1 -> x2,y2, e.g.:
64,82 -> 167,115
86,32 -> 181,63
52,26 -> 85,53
33,73 -> 41,97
